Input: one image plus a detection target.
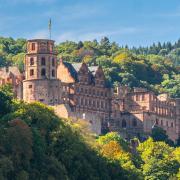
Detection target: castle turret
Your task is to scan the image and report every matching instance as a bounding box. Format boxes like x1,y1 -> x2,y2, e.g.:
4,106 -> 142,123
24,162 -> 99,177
23,39 -> 62,105
25,39 -> 57,80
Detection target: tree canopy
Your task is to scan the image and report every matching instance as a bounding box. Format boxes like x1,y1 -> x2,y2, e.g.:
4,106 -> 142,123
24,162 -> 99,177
0,86 -> 180,179
0,36 -> 179,97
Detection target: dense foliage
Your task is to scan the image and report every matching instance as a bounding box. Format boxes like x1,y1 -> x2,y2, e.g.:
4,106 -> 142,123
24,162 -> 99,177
0,36 -> 179,97
0,85 -> 180,179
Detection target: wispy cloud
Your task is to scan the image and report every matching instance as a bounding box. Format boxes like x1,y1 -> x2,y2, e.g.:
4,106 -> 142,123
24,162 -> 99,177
56,27 -> 139,43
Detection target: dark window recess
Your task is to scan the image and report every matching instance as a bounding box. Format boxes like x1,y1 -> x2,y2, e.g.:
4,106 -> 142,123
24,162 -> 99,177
52,70 -> 55,77
52,58 -> 55,66
156,119 -> 159,125
41,57 -> 46,65
31,43 -> 35,51
132,119 -> 137,127
29,85 -> 32,88
30,58 -> 34,65
97,101 -> 99,108
41,68 -> 46,76
122,120 -> 127,128
39,99 -> 44,102
30,69 -> 34,76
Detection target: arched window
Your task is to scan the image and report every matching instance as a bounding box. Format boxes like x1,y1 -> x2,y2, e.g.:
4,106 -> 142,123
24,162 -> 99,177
30,57 -> 34,65
122,119 -> 126,128
132,119 -> 137,127
41,57 -> 46,66
52,58 -> 55,66
52,70 -> 55,77
30,69 -> 34,76
41,68 -> 46,76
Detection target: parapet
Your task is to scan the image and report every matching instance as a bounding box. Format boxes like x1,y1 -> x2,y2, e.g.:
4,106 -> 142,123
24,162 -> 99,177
27,39 -> 56,54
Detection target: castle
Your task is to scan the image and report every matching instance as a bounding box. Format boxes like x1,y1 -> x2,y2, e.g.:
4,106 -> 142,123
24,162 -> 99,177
0,39 -> 180,142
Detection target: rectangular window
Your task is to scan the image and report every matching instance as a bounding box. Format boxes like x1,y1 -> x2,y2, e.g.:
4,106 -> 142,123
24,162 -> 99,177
81,98 -> 83,105
32,43 -> 35,51
52,58 -> 55,66
89,99 -> 91,106
97,101 -> 99,108
30,69 -> 34,76
52,70 -> 55,77
76,87 -> 79,93
101,101 -> 104,108
29,85 -> 32,88
41,57 -> 46,66
85,99 -> 87,106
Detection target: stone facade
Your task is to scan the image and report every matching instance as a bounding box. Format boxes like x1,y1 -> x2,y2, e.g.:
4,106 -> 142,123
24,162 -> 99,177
0,66 -> 23,99
1,38 -> 180,142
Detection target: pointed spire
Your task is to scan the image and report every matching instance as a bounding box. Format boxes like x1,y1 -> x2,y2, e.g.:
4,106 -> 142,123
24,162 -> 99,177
48,18 -> 52,40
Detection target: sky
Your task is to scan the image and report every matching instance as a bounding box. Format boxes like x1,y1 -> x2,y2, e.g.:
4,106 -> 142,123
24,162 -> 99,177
1,0 -> 180,47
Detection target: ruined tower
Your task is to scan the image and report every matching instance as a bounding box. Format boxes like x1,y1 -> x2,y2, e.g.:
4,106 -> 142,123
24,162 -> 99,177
23,39 -> 62,105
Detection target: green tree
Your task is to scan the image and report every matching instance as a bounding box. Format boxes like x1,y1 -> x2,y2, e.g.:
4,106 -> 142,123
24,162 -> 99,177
137,138 -> 179,179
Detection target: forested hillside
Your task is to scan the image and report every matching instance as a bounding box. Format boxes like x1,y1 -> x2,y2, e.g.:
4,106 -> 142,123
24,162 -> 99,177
0,85 -> 180,180
0,37 -> 179,97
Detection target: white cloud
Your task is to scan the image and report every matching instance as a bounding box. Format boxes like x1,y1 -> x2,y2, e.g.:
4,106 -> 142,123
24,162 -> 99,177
56,27 -> 139,43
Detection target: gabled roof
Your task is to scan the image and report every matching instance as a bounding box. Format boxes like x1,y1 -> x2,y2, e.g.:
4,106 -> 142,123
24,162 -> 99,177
63,62 -> 99,81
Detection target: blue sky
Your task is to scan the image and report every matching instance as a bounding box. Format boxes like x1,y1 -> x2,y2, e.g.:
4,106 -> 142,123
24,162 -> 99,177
1,0 -> 180,46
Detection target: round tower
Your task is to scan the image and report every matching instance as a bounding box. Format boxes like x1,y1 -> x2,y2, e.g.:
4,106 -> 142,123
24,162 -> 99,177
25,39 -> 57,80
23,39 -> 61,104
